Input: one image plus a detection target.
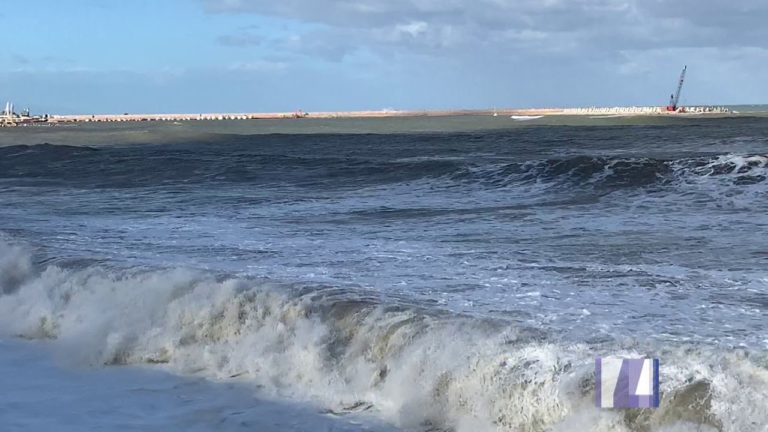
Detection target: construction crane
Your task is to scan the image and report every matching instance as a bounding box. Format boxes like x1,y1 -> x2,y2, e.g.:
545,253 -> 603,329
666,66 -> 687,112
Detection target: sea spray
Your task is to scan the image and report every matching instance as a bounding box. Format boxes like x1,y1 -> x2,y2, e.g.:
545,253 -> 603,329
0,240 -> 32,295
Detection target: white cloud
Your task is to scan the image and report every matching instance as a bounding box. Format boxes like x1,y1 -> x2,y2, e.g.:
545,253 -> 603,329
394,21 -> 428,38
203,0 -> 768,106
227,59 -> 288,72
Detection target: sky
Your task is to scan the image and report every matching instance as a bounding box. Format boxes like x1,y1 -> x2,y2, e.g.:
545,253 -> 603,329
1,0 -> 767,114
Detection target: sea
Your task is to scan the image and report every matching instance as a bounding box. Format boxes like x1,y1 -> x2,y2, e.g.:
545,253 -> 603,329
1,111 -> 767,432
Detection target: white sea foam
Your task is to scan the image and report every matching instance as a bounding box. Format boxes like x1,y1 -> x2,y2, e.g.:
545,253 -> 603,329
1,240 -> 767,431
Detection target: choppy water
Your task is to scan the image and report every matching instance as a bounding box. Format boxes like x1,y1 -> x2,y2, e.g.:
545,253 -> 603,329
1,117 -> 767,431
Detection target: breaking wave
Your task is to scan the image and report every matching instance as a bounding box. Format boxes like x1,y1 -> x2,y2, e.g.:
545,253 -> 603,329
447,154 -> 768,191
1,240 -> 766,432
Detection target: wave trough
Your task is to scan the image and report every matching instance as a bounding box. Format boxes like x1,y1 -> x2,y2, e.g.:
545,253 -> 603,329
0,144 -> 765,193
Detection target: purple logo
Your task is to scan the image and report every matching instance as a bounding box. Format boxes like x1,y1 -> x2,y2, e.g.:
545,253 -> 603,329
595,358 -> 659,409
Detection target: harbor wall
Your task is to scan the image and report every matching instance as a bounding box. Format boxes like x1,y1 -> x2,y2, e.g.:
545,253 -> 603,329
2,106 -> 733,126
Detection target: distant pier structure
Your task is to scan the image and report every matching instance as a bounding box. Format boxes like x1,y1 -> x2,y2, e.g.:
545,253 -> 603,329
0,66 -> 733,127
0,98 -> 734,128
556,105 -> 731,115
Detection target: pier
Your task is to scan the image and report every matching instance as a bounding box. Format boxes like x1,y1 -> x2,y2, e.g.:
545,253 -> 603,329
554,106 -> 731,115
44,106 -> 732,125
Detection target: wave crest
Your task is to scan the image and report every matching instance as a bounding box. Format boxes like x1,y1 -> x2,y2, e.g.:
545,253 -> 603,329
447,154 -> 768,192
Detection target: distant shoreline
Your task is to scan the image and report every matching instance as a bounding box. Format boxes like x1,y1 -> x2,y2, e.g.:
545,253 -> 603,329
42,106 -> 733,124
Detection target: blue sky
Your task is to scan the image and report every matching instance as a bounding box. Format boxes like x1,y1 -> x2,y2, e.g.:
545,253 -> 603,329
2,0 -> 767,114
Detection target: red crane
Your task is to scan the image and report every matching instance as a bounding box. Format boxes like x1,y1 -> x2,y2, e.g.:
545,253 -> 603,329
666,66 -> 687,112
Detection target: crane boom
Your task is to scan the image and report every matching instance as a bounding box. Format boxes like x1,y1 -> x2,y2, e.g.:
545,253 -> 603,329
667,66 -> 687,111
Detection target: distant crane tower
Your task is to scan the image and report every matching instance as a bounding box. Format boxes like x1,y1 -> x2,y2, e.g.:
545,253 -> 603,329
666,66 -> 687,112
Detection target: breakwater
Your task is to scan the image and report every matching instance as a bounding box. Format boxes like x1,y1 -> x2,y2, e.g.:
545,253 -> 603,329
47,106 -> 732,124
0,106 -> 734,127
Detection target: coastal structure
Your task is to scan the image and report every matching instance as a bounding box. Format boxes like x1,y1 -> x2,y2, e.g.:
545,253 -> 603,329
1,102 -> 48,127
556,106 -> 731,116
0,105 -> 734,127
0,65 -> 732,127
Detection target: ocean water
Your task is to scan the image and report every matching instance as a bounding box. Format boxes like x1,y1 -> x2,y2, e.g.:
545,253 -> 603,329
1,116 -> 767,431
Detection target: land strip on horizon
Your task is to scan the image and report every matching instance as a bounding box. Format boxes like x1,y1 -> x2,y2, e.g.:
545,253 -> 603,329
0,105 -> 737,127
45,106 -> 731,124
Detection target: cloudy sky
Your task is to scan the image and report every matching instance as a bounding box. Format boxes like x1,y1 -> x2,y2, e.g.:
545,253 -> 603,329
2,0 -> 766,113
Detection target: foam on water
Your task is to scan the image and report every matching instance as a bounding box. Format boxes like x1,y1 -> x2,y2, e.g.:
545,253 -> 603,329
1,240 -> 767,432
